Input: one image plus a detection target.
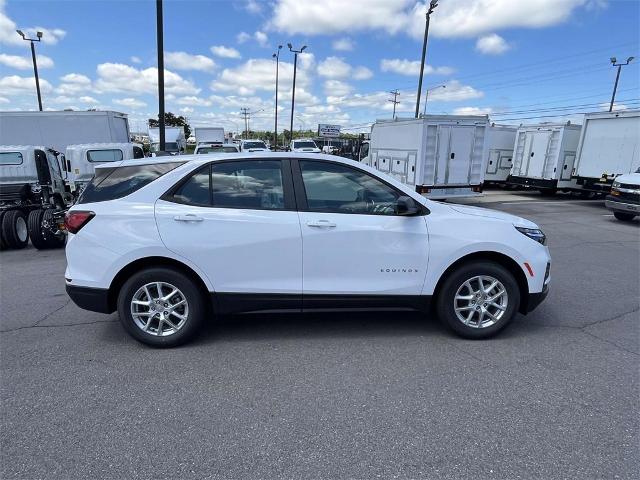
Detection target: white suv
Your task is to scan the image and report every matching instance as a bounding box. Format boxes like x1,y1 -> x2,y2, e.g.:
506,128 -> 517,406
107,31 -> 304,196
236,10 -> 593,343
65,153 -> 550,347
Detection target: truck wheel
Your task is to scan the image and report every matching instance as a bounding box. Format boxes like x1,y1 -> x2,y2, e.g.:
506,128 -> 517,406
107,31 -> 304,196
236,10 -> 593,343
1,210 -> 29,249
28,209 -> 49,249
539,189 -> 557,196
42,209 -> 66,248
435,261 -> 521,339
613,212 -> 636,222
0,211 -> 7,250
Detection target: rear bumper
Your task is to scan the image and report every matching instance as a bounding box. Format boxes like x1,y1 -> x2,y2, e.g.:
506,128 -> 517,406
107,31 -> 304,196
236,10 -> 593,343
66,283 -> 113,314
605,197 -> 640,214
525,284 -> 549,313
507,175 -> 557,189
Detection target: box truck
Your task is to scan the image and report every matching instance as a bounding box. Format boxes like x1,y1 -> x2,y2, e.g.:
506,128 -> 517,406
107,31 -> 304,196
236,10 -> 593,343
194,127 -> 224,146
573,110 -> 640,192
148,127 -> 186,155
484,125 -> 517,184
507,122 -> 582,193
363,115 -> 489,199
0,111 -> 130,153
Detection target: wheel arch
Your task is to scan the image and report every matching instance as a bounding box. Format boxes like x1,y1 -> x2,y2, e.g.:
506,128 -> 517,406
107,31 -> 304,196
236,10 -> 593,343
432,251 -> 530,314
107,256 -> 211,313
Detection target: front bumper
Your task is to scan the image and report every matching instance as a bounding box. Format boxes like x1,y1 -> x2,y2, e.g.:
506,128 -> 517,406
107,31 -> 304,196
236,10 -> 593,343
605,197 -> 640,214
66,283 -> 113,314
525,284 -> 549,313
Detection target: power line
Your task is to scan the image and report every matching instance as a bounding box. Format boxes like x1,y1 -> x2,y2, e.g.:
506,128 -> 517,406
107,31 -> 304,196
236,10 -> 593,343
388,89 -> 400,119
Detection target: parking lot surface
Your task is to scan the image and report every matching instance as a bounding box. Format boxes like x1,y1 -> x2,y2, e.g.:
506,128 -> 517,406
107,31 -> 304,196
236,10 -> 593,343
1,192 -> 638,479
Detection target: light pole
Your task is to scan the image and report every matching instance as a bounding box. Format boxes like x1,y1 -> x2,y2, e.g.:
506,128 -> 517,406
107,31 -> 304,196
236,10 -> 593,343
288,43 -> 307,146
415,0 -> 438,118
422,84 -> 446,116
16,30 -> 43,111
272,45 -> 282,149
609,56 -> 634,112
156,0 -> 166,151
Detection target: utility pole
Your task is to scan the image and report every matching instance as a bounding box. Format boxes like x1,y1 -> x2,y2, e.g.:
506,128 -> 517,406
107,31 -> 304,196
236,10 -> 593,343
288,43 -> 307,145
16,30 -> 43,111
415,0 -> 438,118
156,0 -> 166,151
272,45 -> 282,149
609,56 -> 634,112
240,108 -> 250,139
388,89 -> 400,119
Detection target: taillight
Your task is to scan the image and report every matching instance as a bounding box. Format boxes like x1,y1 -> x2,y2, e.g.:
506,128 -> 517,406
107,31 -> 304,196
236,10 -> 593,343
64,210 -> 95,234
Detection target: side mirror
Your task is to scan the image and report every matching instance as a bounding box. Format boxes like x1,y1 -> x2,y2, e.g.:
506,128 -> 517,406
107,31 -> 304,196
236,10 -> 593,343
396,195 -> 420,216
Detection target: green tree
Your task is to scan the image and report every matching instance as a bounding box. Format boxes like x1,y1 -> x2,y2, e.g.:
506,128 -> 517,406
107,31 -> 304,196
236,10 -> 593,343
148,112 -> 192,139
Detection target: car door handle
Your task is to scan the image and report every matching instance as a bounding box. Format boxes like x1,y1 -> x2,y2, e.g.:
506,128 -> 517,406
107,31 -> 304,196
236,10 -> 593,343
306,220 -> 336,228
174,214 -> 204,222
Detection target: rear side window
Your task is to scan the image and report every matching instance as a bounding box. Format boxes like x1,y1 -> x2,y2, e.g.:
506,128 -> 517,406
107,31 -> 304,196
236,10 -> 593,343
0,152 -> 23,165
87,149 -> 124,162
78,162 -> 183,204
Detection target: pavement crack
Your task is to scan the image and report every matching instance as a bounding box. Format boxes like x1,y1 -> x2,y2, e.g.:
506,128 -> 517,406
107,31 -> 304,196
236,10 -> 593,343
580,305 -> 640,329
31,298 -> 72,327
0,318 -> 116,334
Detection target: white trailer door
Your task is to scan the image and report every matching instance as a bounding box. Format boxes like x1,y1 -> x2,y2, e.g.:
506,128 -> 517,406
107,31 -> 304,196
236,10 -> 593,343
435,126 -> 450,184
526,131 -> 551,178
447,127 -> 475,184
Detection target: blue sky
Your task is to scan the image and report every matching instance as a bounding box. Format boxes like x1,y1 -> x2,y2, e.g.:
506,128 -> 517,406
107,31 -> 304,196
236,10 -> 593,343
1,0 -> 639,134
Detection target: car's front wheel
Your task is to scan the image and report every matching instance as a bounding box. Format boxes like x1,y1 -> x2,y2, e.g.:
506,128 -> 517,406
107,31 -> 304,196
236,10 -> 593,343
436,261 -> 520,339
613,211 -> 636,222
117,267 -> 206,347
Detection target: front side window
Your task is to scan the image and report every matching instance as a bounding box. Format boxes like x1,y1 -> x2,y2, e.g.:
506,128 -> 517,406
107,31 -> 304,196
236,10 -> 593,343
212,160 -> 284,210
300,160 -> 400,215
79,162 -> 183,204
133,146 -> 145,159
171,165 -> 211,206
0,152 -> 23,165
87,149 -> 124,163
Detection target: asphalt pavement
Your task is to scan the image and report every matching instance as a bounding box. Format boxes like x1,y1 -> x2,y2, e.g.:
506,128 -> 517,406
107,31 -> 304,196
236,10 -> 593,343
1,191 -> 638,480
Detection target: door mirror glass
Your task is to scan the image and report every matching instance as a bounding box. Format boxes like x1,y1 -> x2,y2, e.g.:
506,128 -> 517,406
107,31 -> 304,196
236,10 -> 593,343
396,196 -> 420,216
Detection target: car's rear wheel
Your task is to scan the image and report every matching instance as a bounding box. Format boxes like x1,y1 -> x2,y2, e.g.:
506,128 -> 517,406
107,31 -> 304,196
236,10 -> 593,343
117,267 -> 205,347
436,261 -> 520,339
613,211 -> 636,221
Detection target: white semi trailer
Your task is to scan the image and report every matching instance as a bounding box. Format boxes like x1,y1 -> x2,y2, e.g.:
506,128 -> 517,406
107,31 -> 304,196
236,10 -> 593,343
573,110 -> 640,192
507,122 -> 582,193
0,111 -> 130,153
484,125 -> 517,184
363,115 -> 489,199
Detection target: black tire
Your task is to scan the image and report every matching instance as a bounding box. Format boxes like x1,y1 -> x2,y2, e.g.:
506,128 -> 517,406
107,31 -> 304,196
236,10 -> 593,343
0,211 -> 6,250
1,210 -> 29,249
614,211 -> 636,221
435,261 -> 521,339
539,189 -> 557,196
28,209 -> 49,250
117,267 -> 206,347
41,209 -> 66,248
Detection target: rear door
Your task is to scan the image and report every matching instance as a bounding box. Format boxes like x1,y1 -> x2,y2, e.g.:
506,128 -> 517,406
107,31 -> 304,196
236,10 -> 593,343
526,131 -> 551,178
155,159 -> 302,304
446,126 -> 475,184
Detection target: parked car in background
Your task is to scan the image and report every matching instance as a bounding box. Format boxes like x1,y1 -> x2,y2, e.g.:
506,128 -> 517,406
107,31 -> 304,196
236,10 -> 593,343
290,139 -> 321,153
64,153 -> 550,347
240,139 -> 269,152
194,144 -> 240,154
605,168 -> 640,221
149,127 -> 186,156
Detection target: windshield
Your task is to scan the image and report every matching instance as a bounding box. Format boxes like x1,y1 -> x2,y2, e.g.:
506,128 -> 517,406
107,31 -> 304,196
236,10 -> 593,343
196,146 -> 238,154
150,142 -> 179,152
243,142 -> 267,149
294,141 -> 317,149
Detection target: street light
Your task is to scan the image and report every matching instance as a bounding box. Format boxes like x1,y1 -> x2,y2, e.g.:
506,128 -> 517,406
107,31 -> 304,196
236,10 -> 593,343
423,84 -> 446,116
609,56 -> 634,112
16,29 -> 44,111
288,43 -> 307,145
415,0 -> 438,118
272,45 -> 282,149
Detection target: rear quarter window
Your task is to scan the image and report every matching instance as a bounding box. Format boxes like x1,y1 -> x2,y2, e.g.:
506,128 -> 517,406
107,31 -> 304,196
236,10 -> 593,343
78,162 -> 183,204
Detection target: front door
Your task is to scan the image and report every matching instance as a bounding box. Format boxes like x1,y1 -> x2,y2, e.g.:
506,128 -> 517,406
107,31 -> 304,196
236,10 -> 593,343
155,159 -> 302,310
294,159 -> 429,299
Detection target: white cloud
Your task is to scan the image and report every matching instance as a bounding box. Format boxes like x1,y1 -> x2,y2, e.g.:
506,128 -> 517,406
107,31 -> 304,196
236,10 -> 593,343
332,37 -> 354,51
165,51 -> 216,72
380,59 -> 455,76
175,95 -> 212,107
268,0 -> 592,39
0,53 -> 53,70
244,0 -> 263,14
475,33 -> 510,55
210,45 -> 242,59
237,31 -> 251,43
452,106 -> 493,115
56,73 -> 93,95
254,31 -> 268,47
429,80 -> 483,102
0,96 -> 9,104
353,66 -> 373,80
324,79 -> 353,96
179,106 -> 195,114
317,56 -> 351,79
78,95 -> 99,104
113,97 -> 147,109
95,63 -> 200,95
0,0 -> 67,46
0,75 -> 53,96
130,56 -> 142,64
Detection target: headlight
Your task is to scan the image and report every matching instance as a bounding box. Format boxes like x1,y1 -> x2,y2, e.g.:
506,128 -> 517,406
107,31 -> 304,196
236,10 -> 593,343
515,226 -> 546,245
612,181 -> 621,188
